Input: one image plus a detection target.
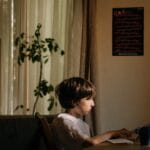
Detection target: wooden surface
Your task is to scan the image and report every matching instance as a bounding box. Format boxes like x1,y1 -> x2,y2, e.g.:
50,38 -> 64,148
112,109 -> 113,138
84,142 -> 150,150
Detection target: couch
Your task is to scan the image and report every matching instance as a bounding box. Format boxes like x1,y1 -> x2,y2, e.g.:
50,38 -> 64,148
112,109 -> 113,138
0,115 -> 55,150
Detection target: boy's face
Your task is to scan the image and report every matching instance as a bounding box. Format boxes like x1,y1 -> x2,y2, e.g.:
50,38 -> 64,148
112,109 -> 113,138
76,97 -> 95,116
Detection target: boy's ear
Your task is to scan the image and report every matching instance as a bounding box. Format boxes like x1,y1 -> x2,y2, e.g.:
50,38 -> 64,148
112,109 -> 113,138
74,101 -> 80,106
72,100 -> 78,107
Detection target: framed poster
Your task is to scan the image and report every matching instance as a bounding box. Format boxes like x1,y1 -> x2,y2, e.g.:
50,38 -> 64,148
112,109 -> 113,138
112,7 -> 144,56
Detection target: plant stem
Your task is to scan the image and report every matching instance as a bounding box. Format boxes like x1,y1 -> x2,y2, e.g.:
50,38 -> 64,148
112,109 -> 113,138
32,60 -> 43,115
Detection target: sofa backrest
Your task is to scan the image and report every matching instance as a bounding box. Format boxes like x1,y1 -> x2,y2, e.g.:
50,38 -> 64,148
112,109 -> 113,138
0,115 -> 55,150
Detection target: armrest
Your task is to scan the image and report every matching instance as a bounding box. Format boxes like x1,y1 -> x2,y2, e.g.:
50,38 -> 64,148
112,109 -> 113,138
35,112 -> 57,150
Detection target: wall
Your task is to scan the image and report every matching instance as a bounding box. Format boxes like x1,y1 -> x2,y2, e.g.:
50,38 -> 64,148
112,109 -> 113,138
91,0 -> 150,133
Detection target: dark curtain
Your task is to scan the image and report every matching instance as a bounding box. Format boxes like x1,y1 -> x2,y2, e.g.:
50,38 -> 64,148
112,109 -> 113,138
80,0 -> 97,135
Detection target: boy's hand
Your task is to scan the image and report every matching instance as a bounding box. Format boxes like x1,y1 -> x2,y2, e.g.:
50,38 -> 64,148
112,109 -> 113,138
118,128 -> 132,138
110,128 -> 132,139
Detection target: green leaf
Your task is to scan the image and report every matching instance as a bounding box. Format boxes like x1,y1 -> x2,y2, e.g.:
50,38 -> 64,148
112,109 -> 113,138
44,58 -> 49,64
61,50 -> 65,55
48,43 -> 53,52
48,84 -> 54,92
15,37 -> 20,46
47,97 -> 54,111
54,43 -> 58,52
43,48 -> 47,52
45,38 -> 54,42
37,23 -> 42,29
20,33 -> 25,38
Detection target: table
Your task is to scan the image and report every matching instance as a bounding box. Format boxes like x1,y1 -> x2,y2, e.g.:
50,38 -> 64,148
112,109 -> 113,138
84,142 -> 150,150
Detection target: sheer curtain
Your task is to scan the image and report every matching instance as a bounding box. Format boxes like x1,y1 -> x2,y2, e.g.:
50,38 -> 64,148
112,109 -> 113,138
0,0 -> 96,118
84,0 -> 97,135
13,0 -> 74,115
0,0 -> 74,115
0,0 -> 14,114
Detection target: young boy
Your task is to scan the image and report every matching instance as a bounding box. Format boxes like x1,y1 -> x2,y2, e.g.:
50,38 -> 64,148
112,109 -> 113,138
51,77 -> 131,150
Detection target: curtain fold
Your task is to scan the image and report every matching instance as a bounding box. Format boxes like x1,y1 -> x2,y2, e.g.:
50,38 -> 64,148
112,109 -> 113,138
0,0 -> 13,114
81,0 -> 97,135
64,0 -> 83,78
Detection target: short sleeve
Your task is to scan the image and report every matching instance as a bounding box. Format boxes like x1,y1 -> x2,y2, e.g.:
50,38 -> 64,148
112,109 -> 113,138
51,114 -> 91,150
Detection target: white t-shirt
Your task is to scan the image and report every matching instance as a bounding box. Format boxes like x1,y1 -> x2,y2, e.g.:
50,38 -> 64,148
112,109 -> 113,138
51,113 -> 91,150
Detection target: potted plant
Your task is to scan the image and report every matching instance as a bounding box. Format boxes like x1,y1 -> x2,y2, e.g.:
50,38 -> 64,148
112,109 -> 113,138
15,23 -> 64,114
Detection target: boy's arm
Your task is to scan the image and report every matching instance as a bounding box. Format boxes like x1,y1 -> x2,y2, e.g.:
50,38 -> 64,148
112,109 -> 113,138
85,128 -> 132,145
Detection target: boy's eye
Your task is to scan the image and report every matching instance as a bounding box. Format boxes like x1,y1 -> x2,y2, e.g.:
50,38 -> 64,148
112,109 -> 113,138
86,97 -> 92,100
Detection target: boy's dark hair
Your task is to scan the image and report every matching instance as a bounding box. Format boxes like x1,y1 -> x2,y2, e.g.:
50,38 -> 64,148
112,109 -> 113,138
55,77 -> 96,109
